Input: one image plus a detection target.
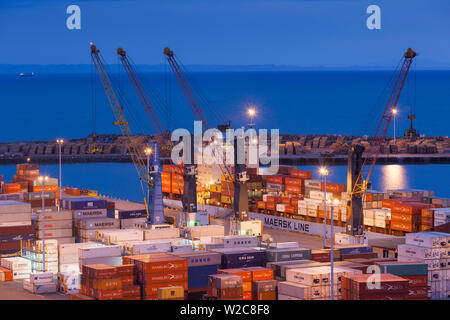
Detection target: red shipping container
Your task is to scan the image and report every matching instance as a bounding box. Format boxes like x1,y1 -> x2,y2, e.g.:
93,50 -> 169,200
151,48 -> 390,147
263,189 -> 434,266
285,185 -> 301,194
266,196 -> 276,204
391,203 -> 432,215
290,198 -> 299,207
381,198 -> 421,209
281,197 -> 290,205
290,170 -> 312,179
321,182 -> 345,193
285,177 -> 303,187
285,205 -> 295,214
266,176 -> 284,185
391,221 -> 417,233
266,203 -> 275,211
161,171 -> 171,180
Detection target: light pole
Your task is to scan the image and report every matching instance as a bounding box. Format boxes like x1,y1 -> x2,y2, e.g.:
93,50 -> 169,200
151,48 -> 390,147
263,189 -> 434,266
392,108 -> 397,144
38,175 -> 48,272
329,198 -> 339,300
319,167 -> 329,248
56,139 -> 64,210
144,146 -> 153,207
247,108 -> 256,128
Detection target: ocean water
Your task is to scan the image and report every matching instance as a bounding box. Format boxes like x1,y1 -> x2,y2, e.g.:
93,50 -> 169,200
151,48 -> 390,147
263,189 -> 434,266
0,70 -> 449,142
0,163 -> 448,203
0,70 -> 448,201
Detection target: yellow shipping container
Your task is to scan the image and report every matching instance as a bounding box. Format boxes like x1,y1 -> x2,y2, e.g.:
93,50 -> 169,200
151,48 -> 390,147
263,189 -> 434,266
221,174 -> 233,182
158,286 -> 185,300
221,195 -> 232,204
209,184 -> 221,193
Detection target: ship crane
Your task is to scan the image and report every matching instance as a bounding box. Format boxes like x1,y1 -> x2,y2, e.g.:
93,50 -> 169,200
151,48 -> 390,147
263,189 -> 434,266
164,47 -> 249,233
346,48 -> 416,236
90,43 -> 164,225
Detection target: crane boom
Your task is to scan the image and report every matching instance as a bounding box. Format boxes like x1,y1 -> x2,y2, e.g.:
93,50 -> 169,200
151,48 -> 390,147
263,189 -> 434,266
163,47 -> 211,129
353,48 -> 416,195
117,48 -> 166,136
164,47 -> 247,231
90,43 -> 163,223
346,48 -> 416,236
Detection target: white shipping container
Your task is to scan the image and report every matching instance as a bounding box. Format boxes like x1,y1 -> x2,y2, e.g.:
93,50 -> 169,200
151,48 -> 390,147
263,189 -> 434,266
278,281 -> 311,299
59,263 -> 80,274
144,227 -> 180,240
1,257 -> 31,270
298,207 -> 307,216
59,242 -> 101,256
122,240 -> 172,255
309,191 -> 333,201
36,210 -> 72,221
78,245 -> 121,259
277,294 -> 303,300
406,232 -> 449,248
185,225 -> 224,238
307,209 -> 318,217
78,256 -> 122,269
36,228 -> 73,238
297,200 -> 307,209
276,204 -> 287,212
374,219 -> 386,229
0,201 -> 31,214
0,212 -> 31,223
398,244 -> 444,260
30,272 -> 53,284
363,216 -> 374,227
98,229 -> 143,243
35,220 -> 73,230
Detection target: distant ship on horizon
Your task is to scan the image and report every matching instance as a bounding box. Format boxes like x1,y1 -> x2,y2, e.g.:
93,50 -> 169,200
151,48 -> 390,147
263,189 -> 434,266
19,72 -> 35,77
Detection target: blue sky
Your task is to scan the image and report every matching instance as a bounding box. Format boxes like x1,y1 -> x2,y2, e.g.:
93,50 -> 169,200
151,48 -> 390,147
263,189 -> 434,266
0,0 -> 449,67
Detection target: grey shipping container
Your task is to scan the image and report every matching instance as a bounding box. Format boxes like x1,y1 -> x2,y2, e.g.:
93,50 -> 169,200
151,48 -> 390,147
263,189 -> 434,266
172,251 -> 221,267
213,248 -> 265,268
265,247 -> 312,262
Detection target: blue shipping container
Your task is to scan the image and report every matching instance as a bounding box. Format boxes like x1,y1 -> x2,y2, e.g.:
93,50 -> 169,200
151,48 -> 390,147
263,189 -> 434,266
62,197 -> 107,210
339,246 -> 373,255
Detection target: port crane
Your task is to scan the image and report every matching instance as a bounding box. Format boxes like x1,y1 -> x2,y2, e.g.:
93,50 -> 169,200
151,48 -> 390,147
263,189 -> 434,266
164,47 -> 249,233
346,48 -> 417,236
116,48 -> 173,152
90,43 -> 164,225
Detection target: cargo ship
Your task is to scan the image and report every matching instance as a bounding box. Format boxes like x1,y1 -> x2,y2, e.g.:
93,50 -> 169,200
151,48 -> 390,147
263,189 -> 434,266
162,164 -> 450,237
19,72 -> 35,77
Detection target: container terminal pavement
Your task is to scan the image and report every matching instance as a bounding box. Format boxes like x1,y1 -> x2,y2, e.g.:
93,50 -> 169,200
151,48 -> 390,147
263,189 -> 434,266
0,165 -> 449,300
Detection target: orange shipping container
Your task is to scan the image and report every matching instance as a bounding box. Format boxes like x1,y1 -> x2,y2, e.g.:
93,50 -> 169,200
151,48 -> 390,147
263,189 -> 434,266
321,182 -> 345,193
243,267 -> 274,281
243,291 -> 252,300
257,201 -> 266,209
391,212 -> 421,224
290,170 -> 312,179
285,177 -> 303,187
92,279 -> 122,290
137,257 -> 188,274
266,176 -> 284,185
163,164 -> 183,175
142,281 -> 188,297
391,203 -> 431,215
285,185 -> 301,194
391,221 -> 417,233
217,268 -> 252,282
285,205 -> 296,214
